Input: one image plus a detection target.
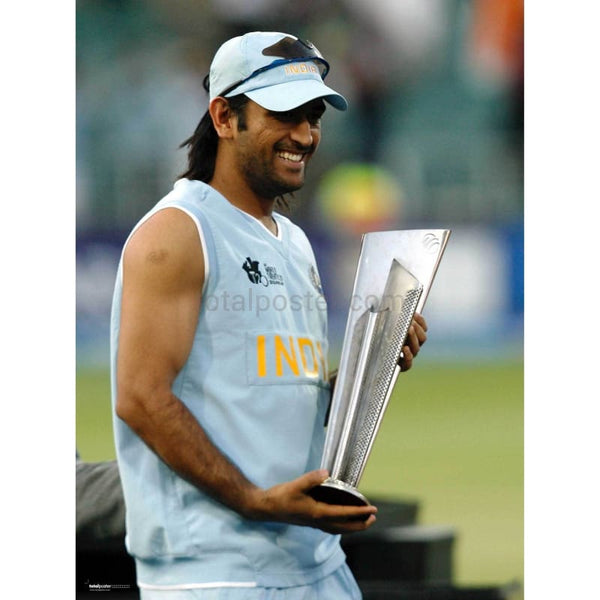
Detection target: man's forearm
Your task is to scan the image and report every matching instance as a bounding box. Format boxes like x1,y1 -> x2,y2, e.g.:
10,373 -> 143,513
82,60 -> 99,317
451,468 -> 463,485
118,391 -> 261,517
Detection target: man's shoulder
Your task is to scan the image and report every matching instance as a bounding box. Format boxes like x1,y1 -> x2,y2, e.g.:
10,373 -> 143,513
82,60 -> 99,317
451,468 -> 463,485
141,179 -> 222,225
163,178 -> 214,205
123,180 -> 211,259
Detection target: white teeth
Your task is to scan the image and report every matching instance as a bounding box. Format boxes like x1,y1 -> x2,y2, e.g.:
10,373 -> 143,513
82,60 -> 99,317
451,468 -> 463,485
278,151 -> 303,162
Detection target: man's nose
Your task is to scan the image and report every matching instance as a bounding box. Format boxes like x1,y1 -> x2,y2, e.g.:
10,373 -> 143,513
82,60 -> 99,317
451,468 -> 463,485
289,117 -> 313,147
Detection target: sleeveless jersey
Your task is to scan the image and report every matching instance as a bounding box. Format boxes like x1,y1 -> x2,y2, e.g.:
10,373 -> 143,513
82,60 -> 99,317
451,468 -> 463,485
110,179 -> 345,590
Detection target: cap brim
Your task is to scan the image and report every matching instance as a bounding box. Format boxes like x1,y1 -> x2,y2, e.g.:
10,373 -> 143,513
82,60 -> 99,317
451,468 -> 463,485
244,79 -> 348,112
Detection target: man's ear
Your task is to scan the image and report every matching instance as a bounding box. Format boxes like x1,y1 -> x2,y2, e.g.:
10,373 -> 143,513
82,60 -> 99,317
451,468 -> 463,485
208,97 -> 237,139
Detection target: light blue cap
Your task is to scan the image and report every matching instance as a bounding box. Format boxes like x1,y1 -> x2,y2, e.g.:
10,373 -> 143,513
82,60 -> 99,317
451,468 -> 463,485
208,31 -> 348,111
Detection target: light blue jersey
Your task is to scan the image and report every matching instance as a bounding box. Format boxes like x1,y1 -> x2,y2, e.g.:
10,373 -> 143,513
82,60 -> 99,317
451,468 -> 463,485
110,179 -> 346,591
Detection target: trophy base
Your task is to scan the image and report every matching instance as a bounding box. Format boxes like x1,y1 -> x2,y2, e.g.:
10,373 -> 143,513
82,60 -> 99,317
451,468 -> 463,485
308,478 -> 370,508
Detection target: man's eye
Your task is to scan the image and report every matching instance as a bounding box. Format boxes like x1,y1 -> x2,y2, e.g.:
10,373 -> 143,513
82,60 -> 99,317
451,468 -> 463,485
271,111 -> 295,122
270,110 -> 322,125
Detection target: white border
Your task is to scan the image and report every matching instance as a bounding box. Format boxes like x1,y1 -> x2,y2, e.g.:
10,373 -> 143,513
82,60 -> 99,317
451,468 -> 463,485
138,581 -> 258,590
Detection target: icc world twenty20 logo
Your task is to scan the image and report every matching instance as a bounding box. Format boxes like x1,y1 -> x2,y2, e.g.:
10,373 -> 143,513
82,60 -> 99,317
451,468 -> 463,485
242,257 -> 284,287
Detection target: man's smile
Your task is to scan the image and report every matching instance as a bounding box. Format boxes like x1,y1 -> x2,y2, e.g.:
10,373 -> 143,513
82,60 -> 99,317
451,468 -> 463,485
277,150 -> 306,163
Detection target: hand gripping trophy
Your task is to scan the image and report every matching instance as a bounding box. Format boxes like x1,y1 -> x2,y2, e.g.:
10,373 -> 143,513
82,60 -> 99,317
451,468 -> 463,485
310,230 -> 451,507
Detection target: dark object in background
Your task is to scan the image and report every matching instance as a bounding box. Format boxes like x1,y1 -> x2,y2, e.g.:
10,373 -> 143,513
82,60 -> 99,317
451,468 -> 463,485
76,458 -> 126,553
346,496 -> 420,532
76,458 -> 137,597
359,581 -> 521,600
343,525 -> 455,584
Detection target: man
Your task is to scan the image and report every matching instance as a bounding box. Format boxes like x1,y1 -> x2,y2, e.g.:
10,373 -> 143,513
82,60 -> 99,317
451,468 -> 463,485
111,31 -> 428,599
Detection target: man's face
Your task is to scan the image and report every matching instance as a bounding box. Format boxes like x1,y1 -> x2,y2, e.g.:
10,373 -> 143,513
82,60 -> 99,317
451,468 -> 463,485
233,98 -> 325,200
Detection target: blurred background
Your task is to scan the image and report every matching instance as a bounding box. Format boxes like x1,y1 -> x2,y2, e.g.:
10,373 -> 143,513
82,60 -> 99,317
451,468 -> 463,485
76,0 -> 523,592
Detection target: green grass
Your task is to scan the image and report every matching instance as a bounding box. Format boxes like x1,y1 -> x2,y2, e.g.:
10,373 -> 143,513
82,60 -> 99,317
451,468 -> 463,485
76,361 -> 523,590
361,362 -> 524,589
76,368 -> 115,461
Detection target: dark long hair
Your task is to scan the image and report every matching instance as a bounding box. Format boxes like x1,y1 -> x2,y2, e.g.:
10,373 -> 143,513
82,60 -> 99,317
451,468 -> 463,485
178,93 -> 290,212
178,94 -> 249,182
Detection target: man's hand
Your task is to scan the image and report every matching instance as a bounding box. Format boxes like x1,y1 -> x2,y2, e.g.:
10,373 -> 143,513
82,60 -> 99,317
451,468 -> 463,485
398,313 -> 428,372
245,470 -> 377,535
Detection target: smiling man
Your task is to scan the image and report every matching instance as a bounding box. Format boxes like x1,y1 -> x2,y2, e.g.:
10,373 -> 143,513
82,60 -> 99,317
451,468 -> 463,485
110,31 -> 427,599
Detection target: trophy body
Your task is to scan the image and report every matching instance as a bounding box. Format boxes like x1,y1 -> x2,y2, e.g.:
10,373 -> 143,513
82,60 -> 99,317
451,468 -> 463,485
309,230 -> 450,507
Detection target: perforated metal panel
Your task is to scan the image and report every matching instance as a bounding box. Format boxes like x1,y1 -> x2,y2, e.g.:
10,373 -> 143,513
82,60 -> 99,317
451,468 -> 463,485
341,286 -> 422,485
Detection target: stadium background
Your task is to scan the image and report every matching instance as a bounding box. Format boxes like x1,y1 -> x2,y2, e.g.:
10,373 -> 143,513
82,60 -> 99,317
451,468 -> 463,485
76,0 -> 523,593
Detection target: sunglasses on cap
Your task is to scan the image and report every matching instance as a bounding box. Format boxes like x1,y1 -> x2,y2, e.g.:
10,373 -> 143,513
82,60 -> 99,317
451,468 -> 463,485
203,37 -> 331,98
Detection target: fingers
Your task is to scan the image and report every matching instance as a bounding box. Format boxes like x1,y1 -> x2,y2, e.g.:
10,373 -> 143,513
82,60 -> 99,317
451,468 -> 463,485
399,313 -> 428,372
311,501 -> 377,534
318,513 -> 377,534
413,312 -> 428,332
399,346 -> 414,372
409,313 -> 428,347
293,469 -> 329,493
313,500 -> 376,519
287,471 -> 378,530
259,470 -> 378,534
292,471 -> 378,521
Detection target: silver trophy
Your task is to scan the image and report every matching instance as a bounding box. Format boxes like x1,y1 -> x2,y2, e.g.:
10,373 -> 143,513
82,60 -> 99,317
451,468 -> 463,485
310,230 -> 451,507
